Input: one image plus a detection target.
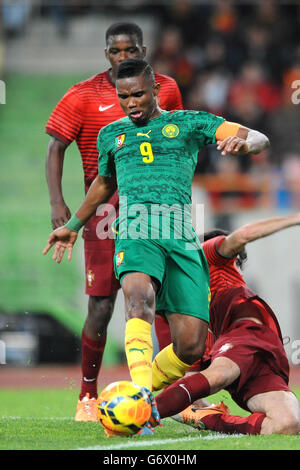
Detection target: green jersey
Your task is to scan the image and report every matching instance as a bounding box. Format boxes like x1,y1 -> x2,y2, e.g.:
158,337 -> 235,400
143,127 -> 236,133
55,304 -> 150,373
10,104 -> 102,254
97,110 -> 224,240
98,109 -> 224,205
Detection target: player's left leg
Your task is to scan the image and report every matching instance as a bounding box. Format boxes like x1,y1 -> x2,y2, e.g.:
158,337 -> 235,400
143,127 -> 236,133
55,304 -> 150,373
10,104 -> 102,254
80,294 -> 117,396
75,238 -> 120,421
152,242 -> 210,391
152,315 -> 208,391
75,294 -> 117,422
247,390 -> 300,435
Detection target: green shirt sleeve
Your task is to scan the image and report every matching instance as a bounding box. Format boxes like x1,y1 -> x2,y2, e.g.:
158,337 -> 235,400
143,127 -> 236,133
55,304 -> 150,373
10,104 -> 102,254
192,111 -> 225,146
97,128 -> 115,177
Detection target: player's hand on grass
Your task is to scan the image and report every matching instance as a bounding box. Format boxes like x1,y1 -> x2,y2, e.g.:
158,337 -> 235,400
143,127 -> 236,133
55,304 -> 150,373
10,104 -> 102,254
42,226 -> 78,263
217,136 -> 249,156
51,202 -> 71,229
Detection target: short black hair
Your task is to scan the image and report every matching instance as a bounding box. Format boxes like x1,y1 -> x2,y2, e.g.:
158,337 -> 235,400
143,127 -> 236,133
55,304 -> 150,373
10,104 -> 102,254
116,58 -> 155,84
203,228 -> 229,241
203,228 -> 248,269
106,22 -> 143,45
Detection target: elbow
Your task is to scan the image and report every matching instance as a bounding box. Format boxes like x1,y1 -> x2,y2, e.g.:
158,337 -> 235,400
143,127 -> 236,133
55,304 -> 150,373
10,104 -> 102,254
237,226 -> 254,245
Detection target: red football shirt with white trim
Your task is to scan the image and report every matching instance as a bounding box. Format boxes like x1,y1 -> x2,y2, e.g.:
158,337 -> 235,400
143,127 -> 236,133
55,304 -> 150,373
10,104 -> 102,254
202,236 -> 246,300
45,70 -> 183,189
202,236 -> 282,339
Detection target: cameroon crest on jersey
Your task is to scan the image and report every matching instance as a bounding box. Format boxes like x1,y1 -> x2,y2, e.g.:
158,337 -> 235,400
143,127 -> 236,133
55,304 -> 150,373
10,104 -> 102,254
162,124 -> 179,138
116,133 -> 126,149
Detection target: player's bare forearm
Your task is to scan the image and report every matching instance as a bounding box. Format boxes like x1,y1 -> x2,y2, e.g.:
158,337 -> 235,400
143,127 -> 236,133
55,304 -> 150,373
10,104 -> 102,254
46,137 -> 71,227
46,137 -> 68,204
75,174 -> 117,224
219,213 -> 300,257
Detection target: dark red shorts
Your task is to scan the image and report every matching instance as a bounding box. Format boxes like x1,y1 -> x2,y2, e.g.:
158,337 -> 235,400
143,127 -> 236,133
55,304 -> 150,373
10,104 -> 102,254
84,239 -> 120,297
82,193 -> 120,297
210,320 -> 291,411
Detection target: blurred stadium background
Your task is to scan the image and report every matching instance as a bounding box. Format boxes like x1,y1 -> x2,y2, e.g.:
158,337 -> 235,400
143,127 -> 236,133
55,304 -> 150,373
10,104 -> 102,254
0,0 -> 300,380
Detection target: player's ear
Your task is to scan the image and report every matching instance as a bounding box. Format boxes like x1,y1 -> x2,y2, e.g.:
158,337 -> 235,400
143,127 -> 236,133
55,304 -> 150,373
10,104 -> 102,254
153,83 -> 160,96
104,48 -> 109,60
141,46 -> 146,58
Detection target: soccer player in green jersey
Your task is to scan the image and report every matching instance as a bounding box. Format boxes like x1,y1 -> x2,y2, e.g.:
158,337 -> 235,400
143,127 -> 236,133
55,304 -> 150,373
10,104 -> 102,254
43,59 -> 269,410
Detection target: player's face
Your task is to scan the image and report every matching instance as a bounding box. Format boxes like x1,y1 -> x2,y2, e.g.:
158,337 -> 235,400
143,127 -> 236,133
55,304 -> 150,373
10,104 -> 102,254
116,74 -> 160,126
105,34 -> 146,80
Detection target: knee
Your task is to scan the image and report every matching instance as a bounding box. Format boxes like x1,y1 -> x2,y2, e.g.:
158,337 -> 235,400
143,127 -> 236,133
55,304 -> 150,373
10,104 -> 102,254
275,415 -> 300,435
123,284 -> 155,322
265,413 -> 300,435
174,340 -> 205,366
88,295 -> 116,323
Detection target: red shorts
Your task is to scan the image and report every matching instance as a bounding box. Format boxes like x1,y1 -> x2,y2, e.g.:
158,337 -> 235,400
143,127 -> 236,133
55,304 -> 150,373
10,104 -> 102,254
82,191 -> 120,297
210,320 -> 291,411
84,239 -> 120,297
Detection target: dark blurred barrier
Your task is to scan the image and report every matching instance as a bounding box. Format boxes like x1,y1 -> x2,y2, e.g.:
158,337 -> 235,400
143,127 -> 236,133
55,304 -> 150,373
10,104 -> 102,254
0,313 -> 81,365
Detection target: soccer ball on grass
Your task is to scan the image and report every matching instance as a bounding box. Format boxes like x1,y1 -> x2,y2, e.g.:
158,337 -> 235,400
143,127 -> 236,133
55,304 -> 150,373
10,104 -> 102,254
96,381 -> 152,436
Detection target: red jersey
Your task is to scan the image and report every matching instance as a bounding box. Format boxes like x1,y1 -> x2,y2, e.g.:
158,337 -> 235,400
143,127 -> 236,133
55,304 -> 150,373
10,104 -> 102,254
202,236 -> 283,340
203,236 -> 246,300
45,70 -> 183,190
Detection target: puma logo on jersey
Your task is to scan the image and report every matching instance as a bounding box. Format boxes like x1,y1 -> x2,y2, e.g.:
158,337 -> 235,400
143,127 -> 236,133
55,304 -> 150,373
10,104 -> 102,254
99,104 -> 115,112
137,130 -> 152,139
129,347 -> 148,355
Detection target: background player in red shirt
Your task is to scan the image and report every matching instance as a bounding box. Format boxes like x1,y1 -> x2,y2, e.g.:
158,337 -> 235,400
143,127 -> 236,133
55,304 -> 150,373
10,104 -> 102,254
45,22 -> 183,422
154,213 -> 300,435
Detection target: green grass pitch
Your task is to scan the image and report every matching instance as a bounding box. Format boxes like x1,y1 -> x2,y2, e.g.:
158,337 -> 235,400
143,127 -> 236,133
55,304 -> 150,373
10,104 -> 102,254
1,388 -> 300,450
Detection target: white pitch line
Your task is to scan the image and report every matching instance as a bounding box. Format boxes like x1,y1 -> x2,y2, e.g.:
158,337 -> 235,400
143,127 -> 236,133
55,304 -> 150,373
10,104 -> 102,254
1,416 -> 73,421
75,433 -> 243,451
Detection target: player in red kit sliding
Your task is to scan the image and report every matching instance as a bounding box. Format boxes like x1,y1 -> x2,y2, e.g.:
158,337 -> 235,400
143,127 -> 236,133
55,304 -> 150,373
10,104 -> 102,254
45,22 -> 183,421
155,213 -> 300,435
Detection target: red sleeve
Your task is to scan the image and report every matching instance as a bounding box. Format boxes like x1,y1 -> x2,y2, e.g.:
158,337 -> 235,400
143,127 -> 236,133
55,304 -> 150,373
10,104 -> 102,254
168,79 -> 183,110
156,74 -> 183,111
45,87 -> 84,145
203,236 -> 237,267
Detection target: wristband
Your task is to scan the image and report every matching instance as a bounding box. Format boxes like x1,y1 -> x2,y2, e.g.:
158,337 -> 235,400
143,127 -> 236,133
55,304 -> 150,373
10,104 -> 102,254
65,214 -> 84,232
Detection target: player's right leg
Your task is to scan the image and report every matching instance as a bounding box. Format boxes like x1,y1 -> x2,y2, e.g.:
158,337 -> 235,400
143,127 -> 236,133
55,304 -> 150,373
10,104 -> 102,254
247,390 -> 300,435
114,238 -> 166,391
121,272 -> 157,391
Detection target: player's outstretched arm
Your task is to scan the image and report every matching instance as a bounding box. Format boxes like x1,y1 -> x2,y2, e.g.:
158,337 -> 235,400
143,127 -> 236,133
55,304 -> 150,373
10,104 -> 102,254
218,213 -> 300,258
215,122 -> 270,156
75,174 -> 117,224
42,174 -> 117,263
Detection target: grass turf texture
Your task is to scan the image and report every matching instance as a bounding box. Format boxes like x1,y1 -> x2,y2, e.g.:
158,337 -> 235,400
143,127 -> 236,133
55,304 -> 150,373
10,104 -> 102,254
1,388 -> 300,450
